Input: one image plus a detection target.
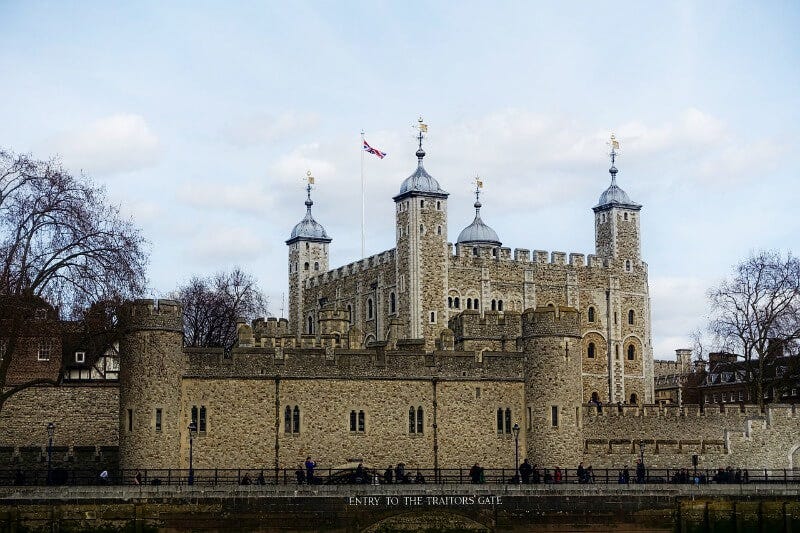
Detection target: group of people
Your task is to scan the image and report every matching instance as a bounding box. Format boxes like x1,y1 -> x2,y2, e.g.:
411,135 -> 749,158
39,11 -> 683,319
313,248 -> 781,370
382,462 -> 424,484
295,456 -> 322,485
515,460 -> 562,484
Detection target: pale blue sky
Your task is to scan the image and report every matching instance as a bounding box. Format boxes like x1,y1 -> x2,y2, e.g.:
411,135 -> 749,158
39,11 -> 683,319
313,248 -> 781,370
2,1 -> 799,357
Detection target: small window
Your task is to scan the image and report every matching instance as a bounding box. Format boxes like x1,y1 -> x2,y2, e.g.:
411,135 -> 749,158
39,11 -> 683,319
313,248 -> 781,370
191,406 -> 198,428
614,312 -> 618,324
551,405 -> 559,427
491,299 -> 496,311
498,300 -> 503,311
429,311 -> 436,323
307,315 -> 314,334
496,408 -> 503,433
347,304 -> 353,324
448,297 -> 453,308
475,387 -> 481,398
627,345 -> 635,361
420,200 -> 425,208
587,342 -> 595,358
454,297 -> 460,309
505,408 -> 511,434
38,340 -> 52,361
199,406 -> 207,432
466,298 -> 472,310
588,307 -> 595,322
305,243 -> 310,250
293,406 -> 300,433
304,262 -> 309,271
437,225 -> 442,235
629,393 -> 638,404
474,298 -> 480,309
284,406 -> 291,434
624,212 -> 628,221
625,260 -> 631,272
314,262 -> 319,271
419,224 -> 424,234
389,293 -> 396,314
628,310 -> 634,325
349,410 -> 356,432
75,351 -> 85,363
436,201 -> 441,210
472,247 -> 478,257
367,298 -> 374,319
408,407 -> 415,433
492,248 -> 498,257
127,409 -> 133,432
358,410 -> 365,432
155,408 -> 162,432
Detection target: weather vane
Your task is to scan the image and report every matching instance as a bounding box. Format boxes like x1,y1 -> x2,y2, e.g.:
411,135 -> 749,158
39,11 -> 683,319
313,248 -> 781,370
474,175 -> 483,202
607,133 -> 620,166
415,117 -> 428,149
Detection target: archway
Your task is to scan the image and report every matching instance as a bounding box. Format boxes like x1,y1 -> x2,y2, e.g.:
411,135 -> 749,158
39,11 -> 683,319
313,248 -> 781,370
790,444 -> 800,470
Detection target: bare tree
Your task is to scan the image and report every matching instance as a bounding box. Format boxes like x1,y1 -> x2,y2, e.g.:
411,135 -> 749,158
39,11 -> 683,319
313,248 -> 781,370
172,267 -> 268,350
0,149 -> 148,411
707,251 -> 800,408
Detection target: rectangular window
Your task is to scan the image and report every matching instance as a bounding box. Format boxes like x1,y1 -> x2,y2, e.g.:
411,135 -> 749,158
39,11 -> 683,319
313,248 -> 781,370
551,405 -> 559,427
127,409 -> 133,432
475,387 -> 481,399
191,406 -> 198,428
358,410 -> 365,432
38,340 -> 52,361
199,406 -> 207,432
75,351 -> 85,363
504,408 -> 511,433
350,410 -> 357,432
155,408 -> 162,432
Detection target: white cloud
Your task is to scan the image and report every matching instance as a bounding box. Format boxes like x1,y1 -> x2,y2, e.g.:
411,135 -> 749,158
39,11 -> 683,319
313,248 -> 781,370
650,276 -> 710,358
185,227 -> 267,264
176,180 -> 276,215
46,114 -> 161,176
223,111 -> 319,147
269,143 -> 337,184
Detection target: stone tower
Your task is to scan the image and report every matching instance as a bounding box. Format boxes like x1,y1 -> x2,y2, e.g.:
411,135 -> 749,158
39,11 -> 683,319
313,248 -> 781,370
118,299 -> 184,470
286,180 -> 332,338
522,306 -> 584,467
593,137 -> 642,266
393,130 -> 449,347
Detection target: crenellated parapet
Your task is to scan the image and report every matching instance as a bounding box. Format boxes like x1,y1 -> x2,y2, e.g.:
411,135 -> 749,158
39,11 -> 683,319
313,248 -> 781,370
522,306 -> 581,339
119,299 -> 182,332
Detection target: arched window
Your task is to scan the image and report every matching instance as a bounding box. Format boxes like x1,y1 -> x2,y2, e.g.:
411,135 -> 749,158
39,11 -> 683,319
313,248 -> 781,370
466,298 -> 472,310
390,293 -> 396,314
306,243 -> 310,250
625,260 -> 631,272
454,297 -> 460,309
304,262 -> 309,271
347,304 -> 353,324
627,344 -> 635,360
307,315 -> 313,334
367,298 -> 373,319
498,300 -> 503,311
624,212 -> 628,221
588,307 -> 595,322
505,408 -> 512,434
448,297 -> 453,308
628,310 -> 635,325
420,200 -> 425,208
587,342 -> 595,358
292,406 -> 300,433
472,247 -> 478,257
436,201 -> 441,210
492,248 -> 498,257
591,392 -> 599,403
284,406 -> 291,434
429,311 -> 435,323
314,262 -> 319,271
629,393 -> 638,404
409,407 -> 415,433
417,406 -> 424,433
491,299 -> 496,311
474,298 -> 480,309
437,226 -> 442,235
419,224 -> 424,234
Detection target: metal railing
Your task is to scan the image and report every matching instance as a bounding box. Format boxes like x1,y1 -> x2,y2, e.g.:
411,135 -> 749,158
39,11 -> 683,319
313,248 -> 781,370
2,467 -> 799,487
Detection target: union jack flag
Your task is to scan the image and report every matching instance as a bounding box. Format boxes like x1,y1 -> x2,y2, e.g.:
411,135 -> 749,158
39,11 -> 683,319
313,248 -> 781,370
363,139 -> 386,159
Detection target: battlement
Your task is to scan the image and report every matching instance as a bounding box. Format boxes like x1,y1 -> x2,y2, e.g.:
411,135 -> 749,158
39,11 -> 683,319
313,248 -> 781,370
184,346 -> 525,380
583,403 -> 798,420
120,299 -> 183,332
305,249 -> 395,288
449,310 -> 522,337
447,243 -> 643,273
521,306 -> 580,338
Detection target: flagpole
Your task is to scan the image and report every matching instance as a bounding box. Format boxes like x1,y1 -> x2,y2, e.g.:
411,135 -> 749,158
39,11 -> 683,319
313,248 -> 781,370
360,131 -> 365,258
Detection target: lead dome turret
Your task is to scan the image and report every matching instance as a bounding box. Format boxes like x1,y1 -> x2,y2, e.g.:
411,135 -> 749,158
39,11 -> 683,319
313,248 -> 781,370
457,180 -> 501,247
286,183 -> 331,244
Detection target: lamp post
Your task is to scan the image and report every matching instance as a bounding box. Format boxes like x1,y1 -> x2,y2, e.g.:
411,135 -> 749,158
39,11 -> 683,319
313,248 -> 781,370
188,422 -> 197,486
46,422 -> 55,485
512,423 -> 520,484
